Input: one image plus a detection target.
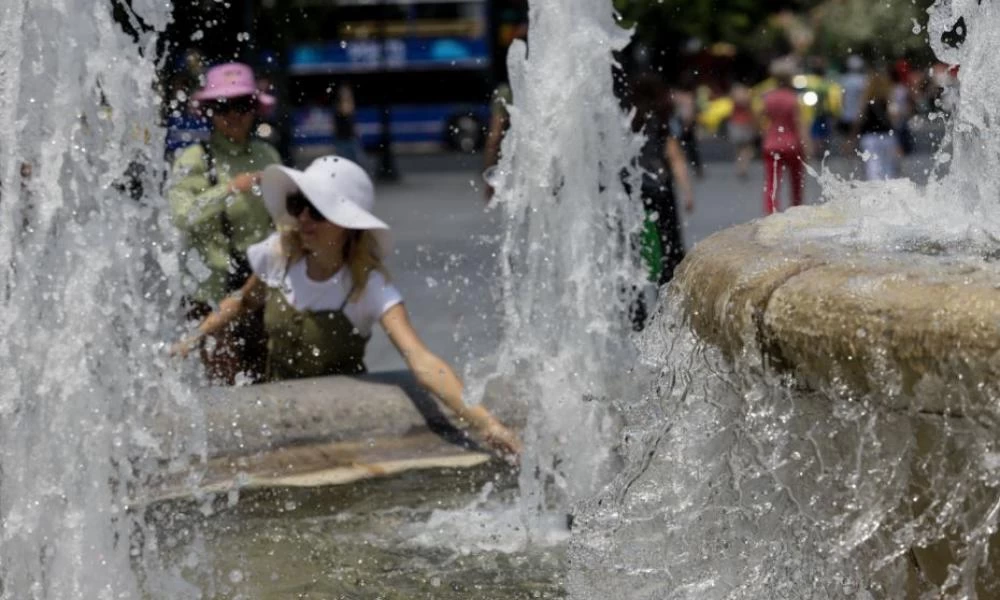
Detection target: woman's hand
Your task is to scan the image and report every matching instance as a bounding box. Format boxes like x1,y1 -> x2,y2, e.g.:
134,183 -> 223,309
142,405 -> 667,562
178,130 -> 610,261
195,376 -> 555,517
228,171 -> 260,194
380,304 -> 523,462
476,417 -> 522,463
169,334 -> 202,359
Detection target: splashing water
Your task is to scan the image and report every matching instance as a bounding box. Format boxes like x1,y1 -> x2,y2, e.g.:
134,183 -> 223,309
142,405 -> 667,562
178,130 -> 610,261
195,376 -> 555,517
0,2 -> 198,597
566,1 -> 1000,599
771,0 -> 1000,252
927,0 -> 1000,215
481,0 -> 645,525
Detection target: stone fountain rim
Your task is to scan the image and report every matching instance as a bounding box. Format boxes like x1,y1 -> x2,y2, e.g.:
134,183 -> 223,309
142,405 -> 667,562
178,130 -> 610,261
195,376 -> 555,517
669,217 -> 1000,412
146,370 -> 524,501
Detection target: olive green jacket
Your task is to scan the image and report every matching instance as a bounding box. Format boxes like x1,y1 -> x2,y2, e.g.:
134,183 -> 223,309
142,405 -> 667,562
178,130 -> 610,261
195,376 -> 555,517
168,133 -> 281,303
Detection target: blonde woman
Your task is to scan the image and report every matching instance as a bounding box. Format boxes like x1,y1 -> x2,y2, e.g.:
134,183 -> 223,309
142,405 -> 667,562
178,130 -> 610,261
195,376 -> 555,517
172,156 -> 521,457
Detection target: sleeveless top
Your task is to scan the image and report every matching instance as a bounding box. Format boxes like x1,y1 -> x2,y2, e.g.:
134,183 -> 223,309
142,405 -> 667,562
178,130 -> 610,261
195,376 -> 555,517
247,233 -> 403,381
263,286 -> 367,381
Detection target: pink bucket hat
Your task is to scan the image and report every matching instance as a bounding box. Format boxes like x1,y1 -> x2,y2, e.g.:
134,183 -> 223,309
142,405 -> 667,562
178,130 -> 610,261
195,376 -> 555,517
193,62 -> 275,108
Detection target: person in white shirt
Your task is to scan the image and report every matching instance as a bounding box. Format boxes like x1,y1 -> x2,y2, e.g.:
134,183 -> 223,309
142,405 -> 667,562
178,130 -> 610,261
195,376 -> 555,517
173,156 -> 521,457
838,55 -> 869,144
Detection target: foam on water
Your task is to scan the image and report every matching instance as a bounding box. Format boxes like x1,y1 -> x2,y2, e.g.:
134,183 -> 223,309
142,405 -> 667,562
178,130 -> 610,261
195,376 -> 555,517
404,483 -> 570,556
0,2 -> 200,597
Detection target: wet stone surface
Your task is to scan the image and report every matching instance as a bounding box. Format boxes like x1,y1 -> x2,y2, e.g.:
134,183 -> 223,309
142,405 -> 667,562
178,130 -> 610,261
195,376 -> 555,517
146,465 -> 566,599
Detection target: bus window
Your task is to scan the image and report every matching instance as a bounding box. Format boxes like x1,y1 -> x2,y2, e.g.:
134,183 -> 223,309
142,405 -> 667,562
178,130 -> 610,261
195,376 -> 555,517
285,0 -> 493,163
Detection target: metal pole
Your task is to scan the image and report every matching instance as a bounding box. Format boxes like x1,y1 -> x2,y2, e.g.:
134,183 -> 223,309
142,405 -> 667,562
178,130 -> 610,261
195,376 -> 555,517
375,0 -> 400,181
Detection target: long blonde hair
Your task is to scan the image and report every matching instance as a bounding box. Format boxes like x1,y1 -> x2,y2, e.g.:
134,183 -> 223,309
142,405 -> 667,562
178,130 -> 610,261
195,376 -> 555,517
279,227 -> 388,301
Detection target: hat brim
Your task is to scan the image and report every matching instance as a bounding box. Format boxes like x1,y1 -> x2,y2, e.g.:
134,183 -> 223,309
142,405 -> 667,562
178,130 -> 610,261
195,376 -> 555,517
193,88 -> 276,108
261,165 -> 393,258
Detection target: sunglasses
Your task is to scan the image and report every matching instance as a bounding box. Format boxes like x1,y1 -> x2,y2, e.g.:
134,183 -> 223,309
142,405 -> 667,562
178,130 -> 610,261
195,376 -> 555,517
286,192 -> 326,222
208,96 -> 257,115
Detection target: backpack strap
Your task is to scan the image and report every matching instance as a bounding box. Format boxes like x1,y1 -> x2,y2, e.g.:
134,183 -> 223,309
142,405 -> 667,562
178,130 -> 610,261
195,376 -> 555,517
199,141 -> 219,187
200,141 -> 250,292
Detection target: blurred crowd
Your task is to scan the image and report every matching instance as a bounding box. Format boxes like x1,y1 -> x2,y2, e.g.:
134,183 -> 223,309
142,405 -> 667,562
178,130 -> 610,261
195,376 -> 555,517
603,50 -> 958,218
675,53 -> 954,179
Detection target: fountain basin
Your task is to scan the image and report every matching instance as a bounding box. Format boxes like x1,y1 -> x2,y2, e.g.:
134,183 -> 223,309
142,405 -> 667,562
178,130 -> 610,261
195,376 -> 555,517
667,214 -> 1000,595
672,218 -> 1000,413
149,371 -> 525,500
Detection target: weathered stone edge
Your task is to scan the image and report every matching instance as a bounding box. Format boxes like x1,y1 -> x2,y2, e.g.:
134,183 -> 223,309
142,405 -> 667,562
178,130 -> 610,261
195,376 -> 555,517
153,370 -> 526,460
670,222 -> 1000,413
143,371 -> 523,498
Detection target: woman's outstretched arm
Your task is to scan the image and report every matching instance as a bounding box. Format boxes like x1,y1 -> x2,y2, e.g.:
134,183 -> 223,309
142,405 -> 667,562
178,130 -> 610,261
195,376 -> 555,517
171,275 -> 267,358
380,303 -> 522,458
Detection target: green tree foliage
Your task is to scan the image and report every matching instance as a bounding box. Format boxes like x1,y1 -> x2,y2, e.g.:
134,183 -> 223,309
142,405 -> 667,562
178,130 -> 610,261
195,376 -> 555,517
614,0 -> 936,62
613,0 -> 795,48
809,0 -> 936,60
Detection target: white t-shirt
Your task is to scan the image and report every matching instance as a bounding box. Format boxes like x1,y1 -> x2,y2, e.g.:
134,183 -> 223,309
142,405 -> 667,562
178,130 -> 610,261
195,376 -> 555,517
247,233 -> 403,338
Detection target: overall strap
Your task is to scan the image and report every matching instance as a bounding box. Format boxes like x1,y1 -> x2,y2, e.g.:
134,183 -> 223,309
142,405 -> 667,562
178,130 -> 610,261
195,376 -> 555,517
338,281 -> 356,312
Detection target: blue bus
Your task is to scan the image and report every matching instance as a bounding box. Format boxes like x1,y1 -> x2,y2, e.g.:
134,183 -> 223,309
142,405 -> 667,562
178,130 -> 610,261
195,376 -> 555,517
163,0 -> 528,163
285,0 -> 496,163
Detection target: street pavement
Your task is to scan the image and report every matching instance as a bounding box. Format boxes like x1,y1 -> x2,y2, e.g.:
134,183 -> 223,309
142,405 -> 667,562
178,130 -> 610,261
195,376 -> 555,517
366,151 -> 939,373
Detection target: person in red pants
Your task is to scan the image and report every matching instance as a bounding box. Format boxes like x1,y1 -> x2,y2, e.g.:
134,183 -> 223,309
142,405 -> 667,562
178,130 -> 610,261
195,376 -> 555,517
760,58 -> 811,214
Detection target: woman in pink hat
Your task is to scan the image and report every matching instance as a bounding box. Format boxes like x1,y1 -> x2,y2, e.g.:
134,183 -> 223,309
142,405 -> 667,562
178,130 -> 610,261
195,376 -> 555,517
168,62 -> 282,385
172,156 -> 522,458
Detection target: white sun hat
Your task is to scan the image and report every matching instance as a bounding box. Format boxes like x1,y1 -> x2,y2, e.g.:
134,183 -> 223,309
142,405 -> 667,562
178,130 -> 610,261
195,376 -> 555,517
261,156 -> 392,258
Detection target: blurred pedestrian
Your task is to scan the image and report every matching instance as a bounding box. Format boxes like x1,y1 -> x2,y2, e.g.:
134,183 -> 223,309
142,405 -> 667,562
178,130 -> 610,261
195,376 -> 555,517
168,62 -> 282,385
483,23 -> 527,202
760,58 -> 809,215
163,66 -> 208,159
890,60 -> 916,157
333,83 -> 365,166
172,156 -> 522,459
728,82 -> 757,179
806,56 -> 836,159
852,70 -> 900,181
630,73 -> 694,286
483,82 -> 512,201
671,82 -> 704,179
838,55 -> 868,152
